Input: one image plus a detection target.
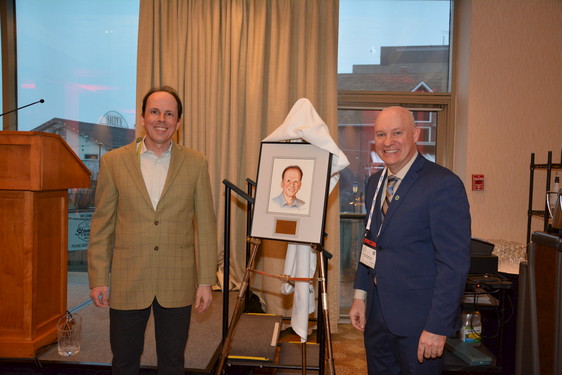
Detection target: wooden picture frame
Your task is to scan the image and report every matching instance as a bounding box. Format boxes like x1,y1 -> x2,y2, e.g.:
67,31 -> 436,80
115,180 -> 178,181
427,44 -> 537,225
250,142 -> 332,244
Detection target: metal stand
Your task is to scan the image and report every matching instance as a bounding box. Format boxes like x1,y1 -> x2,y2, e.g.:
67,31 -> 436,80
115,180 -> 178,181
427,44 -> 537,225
216,236 -> 262,373
216,238 -> 335,374
219,179 -> 336,374
527,150 -> 562,243
314,243 -> 336,375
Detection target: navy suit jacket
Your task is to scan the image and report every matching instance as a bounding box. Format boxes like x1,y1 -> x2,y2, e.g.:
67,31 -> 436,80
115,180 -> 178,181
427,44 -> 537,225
354,153 -> 471,337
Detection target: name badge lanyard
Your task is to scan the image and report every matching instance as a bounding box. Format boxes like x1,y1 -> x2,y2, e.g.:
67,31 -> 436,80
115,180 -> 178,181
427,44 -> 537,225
365,167 -> 388,241
359,167 -> 387,269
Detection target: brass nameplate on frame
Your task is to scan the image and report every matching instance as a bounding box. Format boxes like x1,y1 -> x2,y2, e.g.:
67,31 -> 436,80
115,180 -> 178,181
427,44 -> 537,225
275,219 -> 298,235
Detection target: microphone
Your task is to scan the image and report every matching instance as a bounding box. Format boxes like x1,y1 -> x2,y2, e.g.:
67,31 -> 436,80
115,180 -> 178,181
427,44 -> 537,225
0,99 -> 45,117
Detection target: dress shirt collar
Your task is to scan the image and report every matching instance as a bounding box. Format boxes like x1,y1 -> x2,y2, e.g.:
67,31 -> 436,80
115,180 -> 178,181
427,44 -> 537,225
389,151 -> 418,180
136,136 -> 173,156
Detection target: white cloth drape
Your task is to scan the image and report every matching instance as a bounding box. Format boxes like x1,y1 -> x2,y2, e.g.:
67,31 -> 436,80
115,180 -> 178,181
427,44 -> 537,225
280,244 -> 316,341
263,98 -> 349,342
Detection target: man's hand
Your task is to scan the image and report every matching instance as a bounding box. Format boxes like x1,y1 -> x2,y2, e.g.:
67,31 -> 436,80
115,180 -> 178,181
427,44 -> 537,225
90,286 -> 110,307
194,285 -> 213,313
349,298 -> 366,331
417,330 -> 446,363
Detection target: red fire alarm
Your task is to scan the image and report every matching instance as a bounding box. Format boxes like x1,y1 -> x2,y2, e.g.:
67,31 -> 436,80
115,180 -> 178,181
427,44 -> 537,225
472,174 -> 484,191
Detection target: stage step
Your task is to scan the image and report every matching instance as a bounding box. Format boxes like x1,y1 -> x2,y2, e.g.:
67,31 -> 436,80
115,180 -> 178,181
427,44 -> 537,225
275,341 -> 320,374
226,313 -> 323,373
228,313 -> 283,362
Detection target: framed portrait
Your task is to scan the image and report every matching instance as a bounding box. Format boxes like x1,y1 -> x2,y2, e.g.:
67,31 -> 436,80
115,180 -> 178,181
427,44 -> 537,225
250,142 -> 332,244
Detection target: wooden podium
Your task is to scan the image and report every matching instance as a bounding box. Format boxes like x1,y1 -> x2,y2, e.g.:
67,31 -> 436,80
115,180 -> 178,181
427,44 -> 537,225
0,131 -> 91,358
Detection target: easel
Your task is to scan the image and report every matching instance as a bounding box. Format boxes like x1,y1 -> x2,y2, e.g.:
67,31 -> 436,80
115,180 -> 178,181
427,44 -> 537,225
217,179 -> 336,374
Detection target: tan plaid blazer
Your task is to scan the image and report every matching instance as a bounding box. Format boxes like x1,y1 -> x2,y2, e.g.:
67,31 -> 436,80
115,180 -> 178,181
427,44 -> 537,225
88,140 -> 217,310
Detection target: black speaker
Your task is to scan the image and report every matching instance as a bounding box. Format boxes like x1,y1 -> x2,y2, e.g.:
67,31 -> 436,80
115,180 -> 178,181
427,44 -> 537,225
469,255 -> 498,274
471,238 -> 495,256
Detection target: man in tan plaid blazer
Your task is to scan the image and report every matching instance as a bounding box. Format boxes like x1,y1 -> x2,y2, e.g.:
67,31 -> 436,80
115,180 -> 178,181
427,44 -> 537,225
88,86 -> 217,374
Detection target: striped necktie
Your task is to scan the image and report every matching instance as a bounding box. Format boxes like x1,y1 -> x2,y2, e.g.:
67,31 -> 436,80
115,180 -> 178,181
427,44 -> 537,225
382,175 -> 399,217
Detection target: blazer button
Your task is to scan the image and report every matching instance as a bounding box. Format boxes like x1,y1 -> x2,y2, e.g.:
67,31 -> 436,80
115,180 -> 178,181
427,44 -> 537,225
154,246 -> 159,251
154,220 -> 159,225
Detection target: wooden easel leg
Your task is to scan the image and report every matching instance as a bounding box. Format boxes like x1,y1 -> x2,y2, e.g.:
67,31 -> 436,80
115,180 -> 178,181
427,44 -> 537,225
316,245 -> 336,375
302,341 -> 307,375
216,237 -> 261,374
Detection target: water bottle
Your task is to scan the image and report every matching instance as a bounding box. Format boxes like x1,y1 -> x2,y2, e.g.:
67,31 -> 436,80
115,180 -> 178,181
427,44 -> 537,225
460,311 -> 482,343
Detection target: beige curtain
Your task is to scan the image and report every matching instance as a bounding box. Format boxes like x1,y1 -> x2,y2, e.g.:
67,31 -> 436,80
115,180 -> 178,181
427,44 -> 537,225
136,0 -> 341,330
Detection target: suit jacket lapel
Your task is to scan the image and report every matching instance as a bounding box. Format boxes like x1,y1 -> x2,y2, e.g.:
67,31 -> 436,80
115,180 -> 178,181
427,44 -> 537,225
159,142 -> 185,205
122,140 -> 153,209
380,154 -> 426,234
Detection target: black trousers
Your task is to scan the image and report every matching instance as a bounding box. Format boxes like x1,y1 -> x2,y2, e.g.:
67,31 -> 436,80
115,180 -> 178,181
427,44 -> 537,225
109,298 -> 192,375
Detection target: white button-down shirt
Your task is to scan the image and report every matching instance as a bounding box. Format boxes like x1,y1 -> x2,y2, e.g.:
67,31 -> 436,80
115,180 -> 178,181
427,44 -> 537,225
137,139 -> 172,210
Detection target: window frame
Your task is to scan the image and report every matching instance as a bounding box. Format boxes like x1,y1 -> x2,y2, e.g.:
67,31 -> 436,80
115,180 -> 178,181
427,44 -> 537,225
338,91 -> 454,168
0,0 -> 17,131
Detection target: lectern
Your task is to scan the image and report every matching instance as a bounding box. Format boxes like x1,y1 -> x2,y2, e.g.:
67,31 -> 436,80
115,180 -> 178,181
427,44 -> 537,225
0,131 -> 91,358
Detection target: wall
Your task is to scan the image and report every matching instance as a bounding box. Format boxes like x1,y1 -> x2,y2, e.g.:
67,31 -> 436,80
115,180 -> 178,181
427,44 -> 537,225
454,0 -> 562,244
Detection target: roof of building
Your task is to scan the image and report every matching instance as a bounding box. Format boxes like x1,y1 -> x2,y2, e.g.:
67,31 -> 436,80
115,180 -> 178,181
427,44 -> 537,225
339,45 -> 450,92
380,45 -> 449,65
338,71 -> 448,92
34,118 -> 135,149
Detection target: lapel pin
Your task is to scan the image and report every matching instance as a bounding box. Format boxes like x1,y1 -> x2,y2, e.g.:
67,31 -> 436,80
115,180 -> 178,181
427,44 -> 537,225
395,195 -> 400,201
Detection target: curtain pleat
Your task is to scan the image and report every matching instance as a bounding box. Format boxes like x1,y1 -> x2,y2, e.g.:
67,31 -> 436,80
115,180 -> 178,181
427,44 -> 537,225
136,0 -> 340,330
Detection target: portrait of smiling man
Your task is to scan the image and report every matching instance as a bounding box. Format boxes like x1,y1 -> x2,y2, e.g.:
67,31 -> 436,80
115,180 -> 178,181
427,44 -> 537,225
270,165 -> 307,212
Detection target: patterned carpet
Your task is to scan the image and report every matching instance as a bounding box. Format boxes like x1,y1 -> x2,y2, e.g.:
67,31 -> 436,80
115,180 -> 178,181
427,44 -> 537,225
272,323 -> 367,374
330,324 -> 367,374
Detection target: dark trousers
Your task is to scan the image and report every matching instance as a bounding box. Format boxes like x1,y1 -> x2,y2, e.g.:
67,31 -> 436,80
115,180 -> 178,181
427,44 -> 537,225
364,284 -> 443,375
109,298 -> 192,375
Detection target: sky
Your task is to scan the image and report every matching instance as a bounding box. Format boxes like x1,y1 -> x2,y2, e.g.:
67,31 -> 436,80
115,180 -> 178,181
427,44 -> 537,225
16,0 -> 140,130
339,0 -> 451,73
11,0 -> 450,131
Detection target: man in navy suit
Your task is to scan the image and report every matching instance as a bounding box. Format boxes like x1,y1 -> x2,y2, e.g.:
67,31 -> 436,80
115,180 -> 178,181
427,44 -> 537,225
349,106 -> 471,374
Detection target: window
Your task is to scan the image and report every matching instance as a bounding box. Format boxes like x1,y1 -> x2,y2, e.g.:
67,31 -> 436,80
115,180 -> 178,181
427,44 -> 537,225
338,103 -> 449,213
17,0 -> 139,132
338,0 -> 454,316
15,0 -> 140,270
338,0 -> 452,92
